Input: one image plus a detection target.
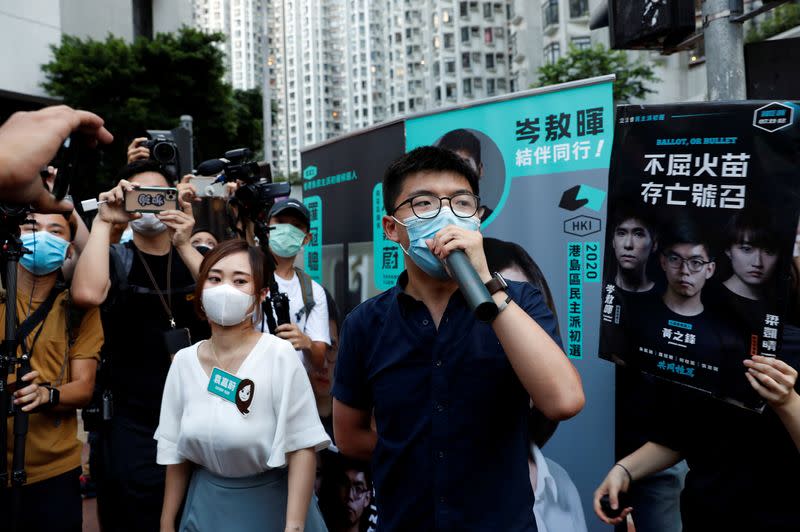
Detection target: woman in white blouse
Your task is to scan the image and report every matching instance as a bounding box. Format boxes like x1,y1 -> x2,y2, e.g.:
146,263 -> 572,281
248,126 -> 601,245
155,239 -> 331,532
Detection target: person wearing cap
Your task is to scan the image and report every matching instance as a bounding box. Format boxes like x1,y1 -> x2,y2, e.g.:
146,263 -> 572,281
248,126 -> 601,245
266,199 -> 330,370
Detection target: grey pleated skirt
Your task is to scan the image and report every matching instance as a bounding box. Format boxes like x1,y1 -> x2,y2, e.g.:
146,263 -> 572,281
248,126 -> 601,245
179,467 -> 328,532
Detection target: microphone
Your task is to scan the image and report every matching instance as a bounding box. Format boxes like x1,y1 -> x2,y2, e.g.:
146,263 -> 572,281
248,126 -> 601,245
195,158 -> 228,176
443,251 -> 498,322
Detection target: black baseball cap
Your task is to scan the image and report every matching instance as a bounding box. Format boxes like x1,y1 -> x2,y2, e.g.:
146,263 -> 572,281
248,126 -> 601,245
268,198 -> 310,226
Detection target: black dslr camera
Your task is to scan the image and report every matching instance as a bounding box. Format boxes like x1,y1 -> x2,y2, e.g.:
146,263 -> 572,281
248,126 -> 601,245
140,130 -> 180,177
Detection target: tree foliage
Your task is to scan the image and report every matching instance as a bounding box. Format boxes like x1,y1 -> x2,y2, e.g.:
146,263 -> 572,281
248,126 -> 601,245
41,27 -> 262,194
536,44 -> 659,103
746,1 -> 800,43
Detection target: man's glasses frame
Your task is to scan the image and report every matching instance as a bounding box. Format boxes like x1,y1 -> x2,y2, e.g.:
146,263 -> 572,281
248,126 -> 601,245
662,251 -> 713,273
391,192 -> 480,220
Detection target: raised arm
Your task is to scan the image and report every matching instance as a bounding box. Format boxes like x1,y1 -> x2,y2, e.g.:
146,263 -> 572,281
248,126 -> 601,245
429,226 -> 585,420
745,355 -> 800,450
71,181 -> 136,307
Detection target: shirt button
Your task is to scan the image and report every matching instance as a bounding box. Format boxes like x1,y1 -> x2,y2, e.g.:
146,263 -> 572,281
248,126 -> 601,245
436,403 -> 444,413
438,451 -> 445,459
435,360 -> 442,368
422,319 -> 429,326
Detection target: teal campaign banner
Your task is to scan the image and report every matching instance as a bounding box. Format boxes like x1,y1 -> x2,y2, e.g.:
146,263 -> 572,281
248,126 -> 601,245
304,195 -> 322,283
373,183 -> 405,290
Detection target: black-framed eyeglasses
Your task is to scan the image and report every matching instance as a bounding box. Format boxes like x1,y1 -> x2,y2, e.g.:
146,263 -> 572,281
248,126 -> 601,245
342,482 -> 370,498
662,252 -> 713,273
392,193 -> 480,220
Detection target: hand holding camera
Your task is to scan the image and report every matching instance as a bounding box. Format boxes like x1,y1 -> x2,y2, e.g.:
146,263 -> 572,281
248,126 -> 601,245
0,105 -> 113,212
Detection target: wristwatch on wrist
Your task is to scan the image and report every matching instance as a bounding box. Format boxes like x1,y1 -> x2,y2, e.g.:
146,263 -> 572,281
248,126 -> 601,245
484,272 -> 509,295
42,385 -> 60,409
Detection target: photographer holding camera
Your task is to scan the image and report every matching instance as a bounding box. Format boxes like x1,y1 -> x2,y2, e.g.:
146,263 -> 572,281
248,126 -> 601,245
71,160 -> 209,532
0,211 -> 104,532
264,199 -> 330,370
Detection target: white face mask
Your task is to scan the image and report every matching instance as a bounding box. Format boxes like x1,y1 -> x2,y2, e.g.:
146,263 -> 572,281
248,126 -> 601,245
202,283 -> 256,326
130,213 -> 167,236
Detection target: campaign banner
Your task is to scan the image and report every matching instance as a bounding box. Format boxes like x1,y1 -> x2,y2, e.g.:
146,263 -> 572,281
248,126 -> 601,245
600,101 -> 800,410
302,77 -> 616,530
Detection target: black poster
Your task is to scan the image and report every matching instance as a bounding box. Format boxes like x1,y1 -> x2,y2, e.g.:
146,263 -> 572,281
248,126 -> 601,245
600,101 -> 800,409
300,122 -> 405,315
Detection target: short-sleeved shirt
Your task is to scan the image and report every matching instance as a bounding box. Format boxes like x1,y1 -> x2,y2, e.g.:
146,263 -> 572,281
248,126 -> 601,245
3,290 -> 103,484
266,271 -> 330,369
155,333 -> 330,477
103,242 -> 210,427
648,324 -> 800,530
332,273 -> 562,532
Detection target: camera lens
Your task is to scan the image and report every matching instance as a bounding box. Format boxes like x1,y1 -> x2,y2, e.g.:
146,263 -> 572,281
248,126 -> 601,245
153,141 -> 176,163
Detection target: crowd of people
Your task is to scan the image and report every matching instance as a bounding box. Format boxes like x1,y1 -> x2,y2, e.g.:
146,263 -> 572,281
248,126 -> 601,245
0,105 -> 798,532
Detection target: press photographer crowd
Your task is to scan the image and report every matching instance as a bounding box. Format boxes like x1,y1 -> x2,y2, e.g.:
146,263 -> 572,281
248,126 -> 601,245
0,103 -> 799,532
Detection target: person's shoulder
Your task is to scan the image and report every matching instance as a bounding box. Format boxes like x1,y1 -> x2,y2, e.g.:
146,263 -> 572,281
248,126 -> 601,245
259,333 -> 299,363
309,278 -> 327,298
344,289 -> 395,326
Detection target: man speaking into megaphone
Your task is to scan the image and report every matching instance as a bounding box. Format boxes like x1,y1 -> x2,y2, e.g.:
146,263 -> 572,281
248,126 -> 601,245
332,146 -> 585,532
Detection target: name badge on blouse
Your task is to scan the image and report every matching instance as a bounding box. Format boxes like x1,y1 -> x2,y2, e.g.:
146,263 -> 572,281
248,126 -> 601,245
207,367 -> 255,417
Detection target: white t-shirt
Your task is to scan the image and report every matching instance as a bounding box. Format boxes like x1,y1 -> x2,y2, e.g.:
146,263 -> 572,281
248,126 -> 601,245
263,271 -> 330,367
154,334 -> 331,478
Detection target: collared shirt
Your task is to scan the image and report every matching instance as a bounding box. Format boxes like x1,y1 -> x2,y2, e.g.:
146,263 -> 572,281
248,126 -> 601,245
333,272 -> 561,531
530,444 -> 587,532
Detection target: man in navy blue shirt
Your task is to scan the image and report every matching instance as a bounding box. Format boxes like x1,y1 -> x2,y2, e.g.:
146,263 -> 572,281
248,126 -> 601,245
332,146 -> 585,531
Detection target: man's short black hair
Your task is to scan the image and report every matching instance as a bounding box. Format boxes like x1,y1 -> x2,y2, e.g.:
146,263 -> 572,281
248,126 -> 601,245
116,159 -> 176,186
661,216 -> 713,258
436,129 -> 482,167
610,202 -> 657,238
382,146 -> 480,214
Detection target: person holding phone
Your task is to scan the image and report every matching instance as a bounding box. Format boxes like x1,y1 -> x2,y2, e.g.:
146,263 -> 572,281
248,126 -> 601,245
71,160 -> 209,532
155,239 -> 329,532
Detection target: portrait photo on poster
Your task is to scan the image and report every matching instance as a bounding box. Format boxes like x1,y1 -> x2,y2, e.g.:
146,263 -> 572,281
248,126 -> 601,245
599,102 -> 800,411
434,128 -> 506,224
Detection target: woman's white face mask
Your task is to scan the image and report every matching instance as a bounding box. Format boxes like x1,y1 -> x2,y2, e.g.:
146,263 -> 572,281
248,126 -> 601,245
202,283 -> 256,326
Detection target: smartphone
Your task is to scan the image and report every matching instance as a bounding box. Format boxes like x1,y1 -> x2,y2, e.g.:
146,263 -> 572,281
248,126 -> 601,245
125,186 -> 179,213
190,176 -> 227,198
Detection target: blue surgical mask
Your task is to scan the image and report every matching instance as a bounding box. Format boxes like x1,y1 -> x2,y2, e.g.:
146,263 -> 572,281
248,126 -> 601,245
20,231 -> 70,276
269,223 -> 307,258
394,207 -> 480,279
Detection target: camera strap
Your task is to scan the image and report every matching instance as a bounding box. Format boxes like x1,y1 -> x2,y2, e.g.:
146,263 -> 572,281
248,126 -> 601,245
17,286 -> 62,358
135,246 -> 175,328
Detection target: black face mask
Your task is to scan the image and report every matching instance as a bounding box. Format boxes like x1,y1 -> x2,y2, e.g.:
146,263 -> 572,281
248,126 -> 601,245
194,245 -> 212,256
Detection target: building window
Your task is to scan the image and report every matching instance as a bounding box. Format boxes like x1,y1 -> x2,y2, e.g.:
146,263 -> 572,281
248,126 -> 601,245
472,52 -> 481,64
569,0 -> 589,18
487,78 -> 496,95
483,2 -> 492,18
445,60 -> 456,74
542,0 -> 559,27
461,27 -> 470,42
444,33 -> 455,49
544,42 -> 561,64
485,53 -> 495,69
484,28 -> 493,44
571,36 -> 591,50
463,78 -> 472,96
446,83 -> 457,99
460,1 -> 468,17
462,52 -> 471,68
